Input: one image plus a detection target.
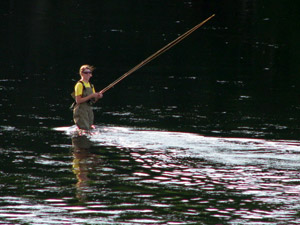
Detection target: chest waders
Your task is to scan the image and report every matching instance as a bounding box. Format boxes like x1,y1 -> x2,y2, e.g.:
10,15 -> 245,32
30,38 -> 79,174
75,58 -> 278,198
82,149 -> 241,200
72,82 -> 95,130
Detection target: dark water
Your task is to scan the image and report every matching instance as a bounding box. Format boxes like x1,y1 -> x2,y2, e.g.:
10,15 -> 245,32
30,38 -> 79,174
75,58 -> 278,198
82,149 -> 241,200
1,1 -> 300,224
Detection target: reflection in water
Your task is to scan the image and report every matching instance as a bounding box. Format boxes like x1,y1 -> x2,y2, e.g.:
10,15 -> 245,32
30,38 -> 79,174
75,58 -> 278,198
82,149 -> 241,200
72,135 -> 100,202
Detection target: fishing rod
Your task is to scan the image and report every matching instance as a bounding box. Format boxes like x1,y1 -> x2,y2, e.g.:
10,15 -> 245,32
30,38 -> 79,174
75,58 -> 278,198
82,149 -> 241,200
100,14 -> 215,94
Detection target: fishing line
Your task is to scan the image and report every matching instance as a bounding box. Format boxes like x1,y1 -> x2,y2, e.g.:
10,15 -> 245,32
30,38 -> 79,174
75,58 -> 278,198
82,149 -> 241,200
100,14 -> 215,94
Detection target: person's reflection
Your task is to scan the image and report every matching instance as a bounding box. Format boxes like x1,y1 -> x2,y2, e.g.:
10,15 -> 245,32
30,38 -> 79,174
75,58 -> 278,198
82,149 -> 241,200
72,135 -> 99,201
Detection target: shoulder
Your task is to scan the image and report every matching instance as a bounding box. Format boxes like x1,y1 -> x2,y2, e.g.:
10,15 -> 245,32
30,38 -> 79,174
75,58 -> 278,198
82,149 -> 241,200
74,82 -> 84,92
75,81 -> 84,88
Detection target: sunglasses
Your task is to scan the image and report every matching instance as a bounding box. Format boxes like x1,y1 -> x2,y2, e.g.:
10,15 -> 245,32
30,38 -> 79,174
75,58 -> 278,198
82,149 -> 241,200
83,71 -> 92,74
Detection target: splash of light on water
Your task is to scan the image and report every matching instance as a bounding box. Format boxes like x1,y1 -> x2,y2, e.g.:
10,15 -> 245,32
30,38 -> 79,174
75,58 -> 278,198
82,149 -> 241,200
54,125 -> 300,168
72,126 -> 300,169
51,125 -> 300,224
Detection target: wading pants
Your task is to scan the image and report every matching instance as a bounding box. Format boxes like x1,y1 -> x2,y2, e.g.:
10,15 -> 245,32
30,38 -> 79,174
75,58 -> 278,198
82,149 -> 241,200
73,103 -> 94,130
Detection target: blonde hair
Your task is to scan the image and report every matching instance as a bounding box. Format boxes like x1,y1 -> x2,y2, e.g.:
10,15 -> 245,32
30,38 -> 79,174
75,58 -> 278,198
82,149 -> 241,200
79,64 -> 95,76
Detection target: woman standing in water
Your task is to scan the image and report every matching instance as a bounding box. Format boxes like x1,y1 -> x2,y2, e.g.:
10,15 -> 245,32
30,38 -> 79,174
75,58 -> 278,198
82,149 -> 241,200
73,65 -> 103,130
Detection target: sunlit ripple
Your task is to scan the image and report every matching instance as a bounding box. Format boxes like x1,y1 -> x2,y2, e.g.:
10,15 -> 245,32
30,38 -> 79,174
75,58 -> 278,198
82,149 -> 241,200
0,197 -> 116,224
87,126 -> 300,223
88,126 -> 300,168
26,125 -> 299,224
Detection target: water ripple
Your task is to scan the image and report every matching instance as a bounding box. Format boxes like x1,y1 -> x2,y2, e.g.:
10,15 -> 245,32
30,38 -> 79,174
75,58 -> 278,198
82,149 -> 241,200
2,126 -> 300,224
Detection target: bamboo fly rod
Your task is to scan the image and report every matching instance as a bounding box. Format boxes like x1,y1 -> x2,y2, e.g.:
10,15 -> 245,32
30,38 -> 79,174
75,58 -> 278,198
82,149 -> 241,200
100,14 -> 215,94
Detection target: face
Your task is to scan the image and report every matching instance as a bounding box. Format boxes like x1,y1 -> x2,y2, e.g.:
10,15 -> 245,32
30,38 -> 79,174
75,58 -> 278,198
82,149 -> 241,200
81,69 -> 93,80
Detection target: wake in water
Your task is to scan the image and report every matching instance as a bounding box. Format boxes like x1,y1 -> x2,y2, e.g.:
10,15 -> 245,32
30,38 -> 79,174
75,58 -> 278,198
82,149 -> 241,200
54,125 -> 300,169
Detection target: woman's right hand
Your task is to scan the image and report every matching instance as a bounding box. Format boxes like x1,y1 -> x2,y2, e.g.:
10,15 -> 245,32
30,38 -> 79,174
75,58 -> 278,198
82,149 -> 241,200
92,92 -> 103,100
98,92 -> 103,99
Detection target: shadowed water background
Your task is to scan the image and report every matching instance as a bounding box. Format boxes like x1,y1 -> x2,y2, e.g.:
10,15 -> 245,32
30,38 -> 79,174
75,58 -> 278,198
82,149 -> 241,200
1,1 -> 300,224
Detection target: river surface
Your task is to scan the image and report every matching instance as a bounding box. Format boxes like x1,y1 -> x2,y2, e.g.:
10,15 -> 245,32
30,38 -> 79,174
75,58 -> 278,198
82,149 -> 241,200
1,1 -> 300,224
